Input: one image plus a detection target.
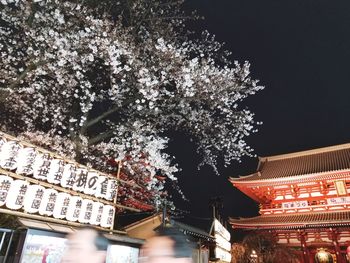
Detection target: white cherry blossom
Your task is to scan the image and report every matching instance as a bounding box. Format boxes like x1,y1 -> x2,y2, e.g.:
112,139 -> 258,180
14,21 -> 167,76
0,0 -> 263,207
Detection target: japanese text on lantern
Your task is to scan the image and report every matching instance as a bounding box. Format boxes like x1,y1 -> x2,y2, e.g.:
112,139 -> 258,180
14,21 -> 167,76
0,133 -> 119,228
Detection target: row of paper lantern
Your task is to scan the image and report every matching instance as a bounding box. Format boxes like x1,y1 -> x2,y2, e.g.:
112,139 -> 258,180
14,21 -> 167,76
0,175 -> 115,228
0,138 -> 118,201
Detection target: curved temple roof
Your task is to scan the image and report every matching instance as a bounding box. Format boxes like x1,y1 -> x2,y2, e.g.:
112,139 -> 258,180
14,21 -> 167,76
231,143 -> 350,183
229,210 -> 350,230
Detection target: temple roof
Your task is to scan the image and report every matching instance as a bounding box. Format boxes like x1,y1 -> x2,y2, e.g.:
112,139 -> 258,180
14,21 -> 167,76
231,143 -> 350,183
229,210 -> 350,230
170,219 -> 215,241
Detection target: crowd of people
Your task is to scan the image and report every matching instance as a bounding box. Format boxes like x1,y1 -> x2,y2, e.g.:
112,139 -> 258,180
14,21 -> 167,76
61,227 -> 193,263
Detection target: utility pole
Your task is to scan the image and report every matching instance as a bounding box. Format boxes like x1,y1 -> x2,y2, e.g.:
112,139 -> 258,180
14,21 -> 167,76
209,196 -> 223,220
212,203 -> 216,219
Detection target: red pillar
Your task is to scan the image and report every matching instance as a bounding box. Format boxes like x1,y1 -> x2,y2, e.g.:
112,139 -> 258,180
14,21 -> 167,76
331,228 -> 344,263
300,231 -> 309,263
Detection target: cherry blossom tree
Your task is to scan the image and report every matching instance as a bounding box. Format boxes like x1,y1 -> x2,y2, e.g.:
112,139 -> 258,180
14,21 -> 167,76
0,0 -> 263,207
238,232 -> 299,263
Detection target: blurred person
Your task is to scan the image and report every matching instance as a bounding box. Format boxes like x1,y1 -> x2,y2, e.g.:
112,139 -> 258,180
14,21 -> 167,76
141,227 -> 193,263
61,227 -> 108,263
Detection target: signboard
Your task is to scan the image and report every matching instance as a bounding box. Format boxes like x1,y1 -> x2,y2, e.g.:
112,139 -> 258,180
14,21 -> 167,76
20,229 -> 66,263
106,245 -> 139,263
213,219 -> 231,263
214,219 -> 230,241
327,197 -> 350,205
20,229 -> 140,263
0,133 -> 120,228
215,247 -> 231,262
215,234 -> 231,251
282,200 -> 308,209
335,180 -> 347,196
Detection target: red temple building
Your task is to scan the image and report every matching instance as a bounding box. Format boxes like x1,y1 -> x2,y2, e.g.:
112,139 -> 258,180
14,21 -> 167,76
229,143 -> 350,263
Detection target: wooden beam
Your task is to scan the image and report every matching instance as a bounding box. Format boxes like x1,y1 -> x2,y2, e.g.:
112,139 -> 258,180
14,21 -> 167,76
0,209 -> 126,234
110,160 -> 122,232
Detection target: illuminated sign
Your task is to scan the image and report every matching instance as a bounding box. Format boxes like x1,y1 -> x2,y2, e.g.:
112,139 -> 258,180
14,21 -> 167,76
214,219 -> 230,241
213,219 -> 231,262
215,234 -> 231,251
282,200 -> 308,209
107,245 -> 139,263
0,133 -> 119,228
327,197 -> 350,205
335,180 -> 347,196
215,247 -> 231,262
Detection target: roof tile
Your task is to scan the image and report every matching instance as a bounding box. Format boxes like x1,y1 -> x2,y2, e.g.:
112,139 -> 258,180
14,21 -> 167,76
234,145 -> 350,181
229,210 -> 350,229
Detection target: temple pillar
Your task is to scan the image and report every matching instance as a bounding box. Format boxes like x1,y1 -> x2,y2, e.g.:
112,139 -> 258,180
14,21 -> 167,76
300,231 -> 309,263
330,228 -> 344,263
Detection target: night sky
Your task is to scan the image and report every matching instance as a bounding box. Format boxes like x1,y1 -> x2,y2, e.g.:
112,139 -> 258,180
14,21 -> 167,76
167,0 -> 350,240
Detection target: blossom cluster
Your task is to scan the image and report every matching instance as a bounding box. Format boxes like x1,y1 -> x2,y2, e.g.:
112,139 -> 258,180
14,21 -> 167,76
0,0 -> 263,208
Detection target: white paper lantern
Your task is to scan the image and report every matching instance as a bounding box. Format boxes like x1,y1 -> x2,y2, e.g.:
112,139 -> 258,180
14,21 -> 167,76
39,188 -> 58,216
66,196 -> 83,222
100,205 -> 115,228
0,175 -> 13,206
0,137 -> 6,152
60,164 -> 77,189
33,153 -> 52,180
95,176 -> 109,199
0,141 -> 22,170
53,192 -> 71,219
105,179 -> 118,201
90,202 -> 104,225
83,172 -> 100,195
78,199 -> 94,224
23,185 -> 45,213
73,168 -> 88,192
16,147 -> 37,175
47,159 -> 65,184
6,180 -> 29,210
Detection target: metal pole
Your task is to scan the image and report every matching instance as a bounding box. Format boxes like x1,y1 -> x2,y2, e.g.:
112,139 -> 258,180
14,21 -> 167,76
0,231 -> 6,253
3,230 -> 13,263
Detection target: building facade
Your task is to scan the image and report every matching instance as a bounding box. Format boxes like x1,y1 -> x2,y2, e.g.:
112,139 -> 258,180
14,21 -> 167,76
124,213 -> 215,263
229,143 -> 350,263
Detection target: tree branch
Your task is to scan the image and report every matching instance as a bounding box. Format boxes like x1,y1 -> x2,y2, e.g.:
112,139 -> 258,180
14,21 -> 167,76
83,105 -> 120,129
8,60 -> 47,90
88,130 -> 114,145
83,92 -> 138,130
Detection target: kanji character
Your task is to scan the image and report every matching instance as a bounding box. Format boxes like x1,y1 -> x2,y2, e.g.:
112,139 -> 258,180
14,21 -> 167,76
76,171 -> 88,188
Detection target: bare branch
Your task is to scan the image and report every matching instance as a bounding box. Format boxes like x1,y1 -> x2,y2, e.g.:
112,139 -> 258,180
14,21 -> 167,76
88,130 -> 114,145
84,105 -> 120,129
8,60 -> 47,90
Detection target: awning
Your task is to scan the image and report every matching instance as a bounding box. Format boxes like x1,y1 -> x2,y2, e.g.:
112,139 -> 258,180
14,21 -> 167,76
17,217 -> 144,245
104,233 -> 144,245
161,220 -> 216,242
18,217 -> 76,233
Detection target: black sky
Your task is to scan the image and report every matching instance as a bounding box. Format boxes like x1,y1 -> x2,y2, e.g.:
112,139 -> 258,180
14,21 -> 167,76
167,0 -> 350,239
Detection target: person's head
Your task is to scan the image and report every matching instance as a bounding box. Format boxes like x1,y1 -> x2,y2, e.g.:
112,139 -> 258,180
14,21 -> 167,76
61,227 -> 109,263
141,227 -> 193,263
